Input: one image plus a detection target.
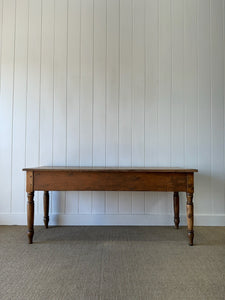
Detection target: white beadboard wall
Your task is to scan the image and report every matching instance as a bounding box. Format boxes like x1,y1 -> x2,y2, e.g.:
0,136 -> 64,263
0,0 -> 225,226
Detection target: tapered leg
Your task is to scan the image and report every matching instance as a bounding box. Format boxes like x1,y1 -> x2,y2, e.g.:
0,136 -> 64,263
186,192 -> 194,246
27,192 -> 34,244
43,191 -> 49,229
173,192 -> 180,229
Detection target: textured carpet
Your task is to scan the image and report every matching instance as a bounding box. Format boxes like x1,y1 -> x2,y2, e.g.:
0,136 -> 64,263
0,226 -> 225,300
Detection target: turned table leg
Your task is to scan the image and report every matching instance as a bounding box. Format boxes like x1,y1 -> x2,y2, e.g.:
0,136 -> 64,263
27,192 -> 34,244
186,192 -> 194,246
43,191 -> 49,228
173,192 -> 180,229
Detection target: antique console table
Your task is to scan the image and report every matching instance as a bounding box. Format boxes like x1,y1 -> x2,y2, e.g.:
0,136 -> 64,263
23,167 -> 198,245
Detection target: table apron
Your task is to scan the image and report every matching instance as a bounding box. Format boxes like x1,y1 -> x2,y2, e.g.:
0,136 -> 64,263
33,171 -> 190,192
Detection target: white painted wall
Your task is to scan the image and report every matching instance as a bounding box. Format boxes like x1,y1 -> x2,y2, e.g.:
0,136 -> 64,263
0,0 -> 225,226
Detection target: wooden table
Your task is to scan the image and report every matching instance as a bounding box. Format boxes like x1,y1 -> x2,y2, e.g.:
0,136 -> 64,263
23,167 -> 198,245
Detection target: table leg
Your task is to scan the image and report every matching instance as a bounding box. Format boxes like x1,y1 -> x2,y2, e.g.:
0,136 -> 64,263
173,192 -> 180,229
186,192 -> 194,246
27,192 -> 34,244
43,191 -> 49,228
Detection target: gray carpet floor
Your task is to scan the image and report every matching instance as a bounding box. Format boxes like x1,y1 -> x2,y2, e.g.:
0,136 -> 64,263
0,226 -> 225,300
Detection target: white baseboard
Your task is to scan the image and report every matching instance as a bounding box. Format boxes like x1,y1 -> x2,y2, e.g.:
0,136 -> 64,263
0,213 -> 225,226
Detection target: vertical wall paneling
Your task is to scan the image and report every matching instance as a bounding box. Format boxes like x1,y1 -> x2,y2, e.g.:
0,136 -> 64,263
40,0 -> 54,167
11,0 -> 29,213
118,0 -> 132,214
67,0 -> 80,167
39,0 -> 54,215
0,0 -> 2,89
79,0 -> 93,214
145,0 -> 159,168
105,0 -> 120,214
26,0 -> 42,215
132,0 -> 145,168
184,0 -> 199,218
158,0 -> 171,167
0,0 -> 2,210
184,0 -> 198,216
92,0 -> 106,214
0,0 -> 16,212
210,0 -> 225,213
171,0 -> 184,167
224,0 -> 225,212
158,0 -> 172,214
52,0 -> 68,213
184,0 -> 198,168
0,0 -> 2,168
132,0 -> 145,214
93,0 -> 106,167
66,0 -> 81,214
197,0 -> 211,214
40,0 -> 54,170
144,0 -> 159,214
171,0 -> 186,214
119,0 -> 132,168
106,0 -> 119,167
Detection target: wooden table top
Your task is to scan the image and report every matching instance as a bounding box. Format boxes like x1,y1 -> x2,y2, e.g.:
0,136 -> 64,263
23,166 -> 198,173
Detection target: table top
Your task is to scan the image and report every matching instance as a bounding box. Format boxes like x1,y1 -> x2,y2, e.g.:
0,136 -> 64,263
23,166 -> 198,173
